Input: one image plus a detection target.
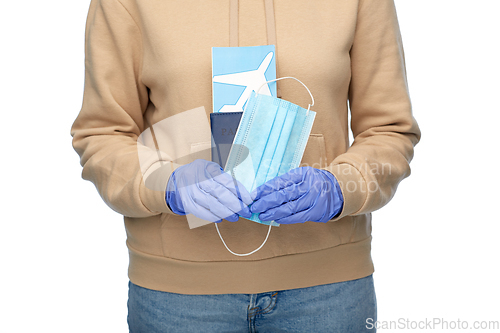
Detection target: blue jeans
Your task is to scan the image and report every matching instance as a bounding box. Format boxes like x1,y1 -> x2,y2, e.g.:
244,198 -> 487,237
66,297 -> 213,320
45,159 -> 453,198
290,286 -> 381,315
128,275 -> 377,333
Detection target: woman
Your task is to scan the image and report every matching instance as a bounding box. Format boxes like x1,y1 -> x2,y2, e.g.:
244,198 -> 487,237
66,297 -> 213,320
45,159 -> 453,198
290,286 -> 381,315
71,0 -> 420,331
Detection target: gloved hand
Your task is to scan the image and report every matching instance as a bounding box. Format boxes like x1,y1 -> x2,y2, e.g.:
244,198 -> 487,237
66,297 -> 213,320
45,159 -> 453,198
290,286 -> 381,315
250,167 -> 344,224
165,159 -> 253,223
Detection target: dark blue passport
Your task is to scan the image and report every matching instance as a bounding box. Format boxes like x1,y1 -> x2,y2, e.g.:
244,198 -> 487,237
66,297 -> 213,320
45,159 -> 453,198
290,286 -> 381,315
210,112 -> 242,169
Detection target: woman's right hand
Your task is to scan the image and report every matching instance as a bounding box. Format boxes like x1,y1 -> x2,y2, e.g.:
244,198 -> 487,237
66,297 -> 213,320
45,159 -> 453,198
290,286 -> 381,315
165,159 -> 253,222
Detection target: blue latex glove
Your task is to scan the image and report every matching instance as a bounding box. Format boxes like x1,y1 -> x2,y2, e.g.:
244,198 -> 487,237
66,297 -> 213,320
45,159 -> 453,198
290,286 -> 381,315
165,159 -> 252,223
250,167 -> 344,224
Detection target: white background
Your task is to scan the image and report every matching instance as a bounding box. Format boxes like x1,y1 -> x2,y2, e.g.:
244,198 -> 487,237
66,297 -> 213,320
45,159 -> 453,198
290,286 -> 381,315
1,0 -> 499,332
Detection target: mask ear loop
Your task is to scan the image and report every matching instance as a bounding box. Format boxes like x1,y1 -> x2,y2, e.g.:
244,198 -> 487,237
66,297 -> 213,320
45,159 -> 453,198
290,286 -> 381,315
257,76 -> 315,115
215,76 -> 314,257
215,219 -> 273,256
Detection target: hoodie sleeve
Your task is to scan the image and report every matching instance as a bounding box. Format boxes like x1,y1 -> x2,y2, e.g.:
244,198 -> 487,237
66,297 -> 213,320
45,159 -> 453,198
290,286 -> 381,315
325,0 -> 421,219
71,0 -> 172,217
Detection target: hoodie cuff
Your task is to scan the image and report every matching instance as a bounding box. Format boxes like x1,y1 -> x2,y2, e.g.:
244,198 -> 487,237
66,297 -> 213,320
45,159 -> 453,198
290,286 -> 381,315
322,163 -> 367,221
139,160 -> 176,215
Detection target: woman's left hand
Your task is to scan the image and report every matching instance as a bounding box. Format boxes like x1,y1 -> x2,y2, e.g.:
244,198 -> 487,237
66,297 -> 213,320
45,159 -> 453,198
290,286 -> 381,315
250,167 -> 344,224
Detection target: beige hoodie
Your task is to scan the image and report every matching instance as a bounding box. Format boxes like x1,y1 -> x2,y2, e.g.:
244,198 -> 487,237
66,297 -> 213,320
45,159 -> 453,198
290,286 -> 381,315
71,0 -> 420,294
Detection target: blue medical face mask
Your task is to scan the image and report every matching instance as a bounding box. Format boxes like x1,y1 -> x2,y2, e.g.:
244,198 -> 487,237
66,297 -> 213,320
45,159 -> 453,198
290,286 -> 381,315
216,77 -> 316,256
225,77 -> 316,224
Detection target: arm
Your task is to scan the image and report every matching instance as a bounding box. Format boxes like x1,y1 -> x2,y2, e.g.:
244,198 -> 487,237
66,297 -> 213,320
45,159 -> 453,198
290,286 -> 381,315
250,0 -> 420,224
325,0 -> 421,219
70,0 -> 171,217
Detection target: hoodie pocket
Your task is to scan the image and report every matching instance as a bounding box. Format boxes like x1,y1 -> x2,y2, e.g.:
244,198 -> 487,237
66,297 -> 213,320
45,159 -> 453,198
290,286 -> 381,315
300,134 -> 328,169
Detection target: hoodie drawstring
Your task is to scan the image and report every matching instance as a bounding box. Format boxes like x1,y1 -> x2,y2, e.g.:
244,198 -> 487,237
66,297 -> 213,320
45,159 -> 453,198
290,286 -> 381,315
229,0 -> 281,97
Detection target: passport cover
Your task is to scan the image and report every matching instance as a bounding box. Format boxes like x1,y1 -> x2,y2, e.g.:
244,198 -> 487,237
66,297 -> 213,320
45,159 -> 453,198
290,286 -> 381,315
210,112 -> 242,169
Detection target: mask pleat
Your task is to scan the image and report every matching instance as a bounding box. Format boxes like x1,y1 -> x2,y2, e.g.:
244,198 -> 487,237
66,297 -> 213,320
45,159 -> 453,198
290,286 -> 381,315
251,95 -> 288,191
277,109 -> 306,176
263,101 -> 298,183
